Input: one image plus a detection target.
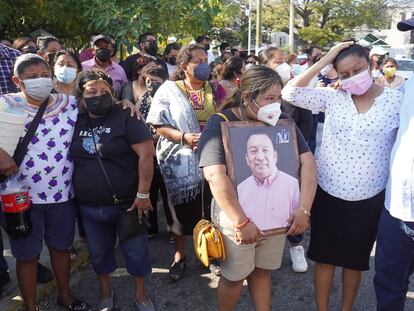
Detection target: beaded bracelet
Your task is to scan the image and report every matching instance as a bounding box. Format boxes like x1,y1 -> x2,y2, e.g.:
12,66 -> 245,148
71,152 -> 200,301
300,206 -> 311,217
234,217 -> 252,230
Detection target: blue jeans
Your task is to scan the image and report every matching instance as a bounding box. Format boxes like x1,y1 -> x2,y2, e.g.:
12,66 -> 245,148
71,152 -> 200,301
79,205 -> 151,277
9,200 -> 76,260
374,208 -> 414,311
287,234 -> 303,245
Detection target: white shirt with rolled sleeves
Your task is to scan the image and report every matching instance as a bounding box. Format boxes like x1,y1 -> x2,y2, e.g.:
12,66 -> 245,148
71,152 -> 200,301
385,76 -> 414,221
282,82 -> 402,201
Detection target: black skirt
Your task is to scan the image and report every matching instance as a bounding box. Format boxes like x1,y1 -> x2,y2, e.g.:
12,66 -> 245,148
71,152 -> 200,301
171,181 -> 212,236
307,185 -> 385,271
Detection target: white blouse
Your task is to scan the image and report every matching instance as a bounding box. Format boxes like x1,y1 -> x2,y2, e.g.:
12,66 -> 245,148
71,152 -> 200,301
282,84 -> 403,201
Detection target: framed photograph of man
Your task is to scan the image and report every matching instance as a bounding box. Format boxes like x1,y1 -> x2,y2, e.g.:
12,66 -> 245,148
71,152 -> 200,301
221,119 -> 300,235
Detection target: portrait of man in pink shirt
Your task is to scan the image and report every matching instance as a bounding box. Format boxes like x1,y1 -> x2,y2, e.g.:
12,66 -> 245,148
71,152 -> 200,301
237,133 -> 300,231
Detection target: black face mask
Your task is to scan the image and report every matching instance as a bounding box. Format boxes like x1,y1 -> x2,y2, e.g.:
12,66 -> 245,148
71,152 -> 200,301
311,55 -> 321,64
204,44 -> 210,51
167,56 -> 176,65
144,40 -> 158,56
47,52 -> 57,66
84,93 -> 114,116
96,48 -> 112,63
22,46 -> 37,54
146,81 -> 162,97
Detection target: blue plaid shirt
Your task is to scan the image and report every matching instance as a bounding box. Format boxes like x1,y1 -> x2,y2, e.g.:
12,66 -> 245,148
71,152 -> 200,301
0,44 -> 20,95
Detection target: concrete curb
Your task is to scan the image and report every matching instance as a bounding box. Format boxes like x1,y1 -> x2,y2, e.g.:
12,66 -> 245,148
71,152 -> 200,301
0,240 -> 89,311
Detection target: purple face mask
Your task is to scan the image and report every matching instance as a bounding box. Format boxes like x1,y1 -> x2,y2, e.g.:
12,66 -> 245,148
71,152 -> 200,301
341,69 -> 373,96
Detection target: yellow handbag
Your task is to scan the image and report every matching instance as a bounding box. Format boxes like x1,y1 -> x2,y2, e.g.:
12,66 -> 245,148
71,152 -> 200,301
193,112 -> 228,267
193,176 -> 226,267
193,218 -> 226,267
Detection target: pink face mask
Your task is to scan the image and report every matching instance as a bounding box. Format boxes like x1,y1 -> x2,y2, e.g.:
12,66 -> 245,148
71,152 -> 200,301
341,69 -> 373,96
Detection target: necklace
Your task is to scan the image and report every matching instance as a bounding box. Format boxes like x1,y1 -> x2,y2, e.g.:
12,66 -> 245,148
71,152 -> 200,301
183,80 -> 206,110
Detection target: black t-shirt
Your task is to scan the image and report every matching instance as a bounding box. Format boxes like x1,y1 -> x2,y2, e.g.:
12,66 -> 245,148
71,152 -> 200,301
281,101 -> 313,141
120,53 -> 168,81
70,105 -> 152,206
198,108 -> 310,168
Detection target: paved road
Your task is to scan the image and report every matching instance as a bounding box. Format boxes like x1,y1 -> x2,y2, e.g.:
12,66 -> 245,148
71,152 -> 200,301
6,127 -> 414,310
33,227 -> 414,311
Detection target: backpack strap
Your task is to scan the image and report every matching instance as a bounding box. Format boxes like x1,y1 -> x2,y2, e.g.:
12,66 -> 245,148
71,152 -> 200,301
215,112 -> 229,122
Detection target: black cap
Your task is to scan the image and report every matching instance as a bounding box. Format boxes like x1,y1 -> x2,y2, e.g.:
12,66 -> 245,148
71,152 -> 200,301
92,34 -> 112,46
397,17 -> 414,31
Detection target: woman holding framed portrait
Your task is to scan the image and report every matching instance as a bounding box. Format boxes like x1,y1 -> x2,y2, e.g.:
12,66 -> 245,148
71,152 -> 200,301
198,65 -> 317,311
282,42 -> 403,311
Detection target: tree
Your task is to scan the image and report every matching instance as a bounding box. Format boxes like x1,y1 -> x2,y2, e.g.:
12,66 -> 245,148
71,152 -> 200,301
261,0 -> 391,49
0,0 -> 221,50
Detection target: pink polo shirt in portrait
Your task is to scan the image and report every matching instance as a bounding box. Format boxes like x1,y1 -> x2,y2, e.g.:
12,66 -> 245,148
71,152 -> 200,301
237,169 -> 300,230
81,58 -> 127,92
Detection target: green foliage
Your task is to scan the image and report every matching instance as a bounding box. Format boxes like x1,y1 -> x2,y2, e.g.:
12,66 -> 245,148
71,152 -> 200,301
210,1 -> 246,46
0,0 -> 221,50
260,0 -> 390,48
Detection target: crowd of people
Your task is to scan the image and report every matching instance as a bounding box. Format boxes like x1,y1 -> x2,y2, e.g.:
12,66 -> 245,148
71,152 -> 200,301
0,14 -> 413,311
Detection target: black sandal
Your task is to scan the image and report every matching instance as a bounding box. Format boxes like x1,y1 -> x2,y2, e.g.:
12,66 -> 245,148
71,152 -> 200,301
168,257 -> 186,282
57,298 -> 90,311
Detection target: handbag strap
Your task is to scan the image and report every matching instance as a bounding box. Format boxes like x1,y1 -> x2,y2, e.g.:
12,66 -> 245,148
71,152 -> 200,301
200,112 -> 229,220
89,123 -> 119,205
201,177 -> 205,219
13,96 -> 49,168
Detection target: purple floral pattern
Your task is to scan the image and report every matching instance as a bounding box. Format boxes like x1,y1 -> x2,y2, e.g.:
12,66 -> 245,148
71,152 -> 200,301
8,94 -> 79,204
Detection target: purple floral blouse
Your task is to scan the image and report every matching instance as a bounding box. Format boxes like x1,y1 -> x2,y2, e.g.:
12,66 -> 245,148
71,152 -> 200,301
0,93 -> 78,204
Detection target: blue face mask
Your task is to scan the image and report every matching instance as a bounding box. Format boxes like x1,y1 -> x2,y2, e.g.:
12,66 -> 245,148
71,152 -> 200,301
292,64 -> 302,77
193,63 -> 211,81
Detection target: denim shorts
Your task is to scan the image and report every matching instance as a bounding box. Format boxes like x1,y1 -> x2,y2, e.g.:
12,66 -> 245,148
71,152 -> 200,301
79,204 -> 151,277
9,200 -> 76,260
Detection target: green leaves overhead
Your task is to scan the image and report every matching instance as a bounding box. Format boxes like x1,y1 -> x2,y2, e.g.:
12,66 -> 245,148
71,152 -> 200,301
260,0 -> 390,48
0,0 -> 220,49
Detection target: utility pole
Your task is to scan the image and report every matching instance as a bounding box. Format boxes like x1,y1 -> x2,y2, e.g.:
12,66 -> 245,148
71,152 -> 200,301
247,0 -> 252,54
289,0 -> 294,53
255,0 -> 262,56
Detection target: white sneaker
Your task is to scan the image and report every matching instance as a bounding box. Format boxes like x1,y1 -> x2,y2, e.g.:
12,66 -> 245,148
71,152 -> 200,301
289,245 -> 308,273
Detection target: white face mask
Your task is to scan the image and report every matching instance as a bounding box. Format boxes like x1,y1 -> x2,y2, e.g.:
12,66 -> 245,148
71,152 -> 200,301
54,65 -> 77,84
250,99 -> 282,126
274,62 -> 291,83
245,63 -> 253,70
22,78 -> 53,101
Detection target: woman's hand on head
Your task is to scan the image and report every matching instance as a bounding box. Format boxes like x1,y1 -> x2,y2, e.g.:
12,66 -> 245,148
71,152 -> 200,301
322,41 -> 355,65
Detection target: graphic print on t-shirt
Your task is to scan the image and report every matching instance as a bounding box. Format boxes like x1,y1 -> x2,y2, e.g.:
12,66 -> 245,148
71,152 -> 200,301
79,126 -> 111,155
